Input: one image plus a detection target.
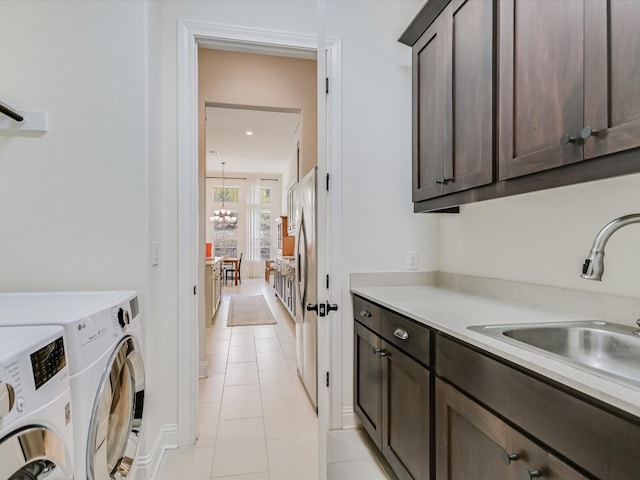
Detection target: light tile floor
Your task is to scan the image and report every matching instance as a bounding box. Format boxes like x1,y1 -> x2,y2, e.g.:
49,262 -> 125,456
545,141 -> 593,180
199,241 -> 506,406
153,278 -> 391,480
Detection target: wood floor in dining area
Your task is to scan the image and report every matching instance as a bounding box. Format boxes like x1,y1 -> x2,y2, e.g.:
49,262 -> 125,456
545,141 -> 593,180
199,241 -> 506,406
153,278 -> 391,480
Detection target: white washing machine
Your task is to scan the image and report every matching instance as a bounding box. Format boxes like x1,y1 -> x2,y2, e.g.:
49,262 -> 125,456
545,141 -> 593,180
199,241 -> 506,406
0,325 -> 75,479
0,291 -> 145,480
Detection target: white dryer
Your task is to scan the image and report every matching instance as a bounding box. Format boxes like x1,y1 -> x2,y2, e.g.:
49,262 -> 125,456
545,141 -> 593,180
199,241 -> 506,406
0,291 -> 145,480
0,325 -> 75,479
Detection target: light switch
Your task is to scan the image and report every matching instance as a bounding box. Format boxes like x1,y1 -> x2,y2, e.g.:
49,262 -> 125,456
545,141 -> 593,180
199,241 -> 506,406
152,241 -> 160,266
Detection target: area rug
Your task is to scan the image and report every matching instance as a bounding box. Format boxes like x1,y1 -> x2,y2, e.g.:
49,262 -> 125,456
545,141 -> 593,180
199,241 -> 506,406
227,295 -> 277,327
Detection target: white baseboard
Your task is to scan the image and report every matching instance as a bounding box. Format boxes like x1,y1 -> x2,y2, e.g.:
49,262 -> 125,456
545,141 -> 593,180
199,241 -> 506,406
198,360 -> 209,379
132,424 -> 178,480
341,406 -> 358,429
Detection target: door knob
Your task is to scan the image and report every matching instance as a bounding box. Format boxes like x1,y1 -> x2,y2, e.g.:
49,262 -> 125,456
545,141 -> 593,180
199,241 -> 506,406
326,302 -> 338,312
306,303 -> 318,312
580,127 -> 600,139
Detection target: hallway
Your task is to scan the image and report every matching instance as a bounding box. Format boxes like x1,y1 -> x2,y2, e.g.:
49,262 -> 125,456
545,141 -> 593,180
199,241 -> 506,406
155,279 -> 318,479
154,278 -> 391,480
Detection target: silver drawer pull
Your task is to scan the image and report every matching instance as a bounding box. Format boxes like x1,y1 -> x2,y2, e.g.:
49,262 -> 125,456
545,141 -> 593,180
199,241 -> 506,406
360,310 -> 372,318
393,328 -> 409,340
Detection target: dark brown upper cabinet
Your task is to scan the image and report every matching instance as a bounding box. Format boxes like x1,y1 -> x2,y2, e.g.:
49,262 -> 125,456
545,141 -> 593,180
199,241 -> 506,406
498,0 -> 640,180
583,0 -> 640,160
412,0 -> 494,202
401,0 -> 640,213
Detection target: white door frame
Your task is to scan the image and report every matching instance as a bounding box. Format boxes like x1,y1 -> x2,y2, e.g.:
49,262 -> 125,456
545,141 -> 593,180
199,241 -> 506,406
176,18 -> 343,453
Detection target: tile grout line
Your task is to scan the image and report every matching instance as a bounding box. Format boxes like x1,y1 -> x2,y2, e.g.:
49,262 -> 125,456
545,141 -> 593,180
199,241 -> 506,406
207,297 -> 229,480
253,304 -> 273,480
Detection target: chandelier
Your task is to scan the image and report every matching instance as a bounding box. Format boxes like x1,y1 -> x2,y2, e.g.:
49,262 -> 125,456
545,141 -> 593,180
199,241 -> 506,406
210,161 -> 237,224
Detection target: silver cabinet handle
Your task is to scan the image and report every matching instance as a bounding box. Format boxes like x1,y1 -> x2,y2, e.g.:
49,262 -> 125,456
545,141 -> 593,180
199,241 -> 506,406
520,470 -> 542,480
393,328 -> 409,340
374,348 -> 387,357
500,452 -> 519,465
359,310 -> 372,318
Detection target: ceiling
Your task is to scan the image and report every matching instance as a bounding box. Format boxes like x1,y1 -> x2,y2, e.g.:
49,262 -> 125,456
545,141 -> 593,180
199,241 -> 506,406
205,106 -> 300,175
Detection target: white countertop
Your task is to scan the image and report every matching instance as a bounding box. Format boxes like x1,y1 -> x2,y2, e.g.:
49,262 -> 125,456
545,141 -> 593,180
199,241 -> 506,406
351,285 -> 640,418
205,256 -> 223,266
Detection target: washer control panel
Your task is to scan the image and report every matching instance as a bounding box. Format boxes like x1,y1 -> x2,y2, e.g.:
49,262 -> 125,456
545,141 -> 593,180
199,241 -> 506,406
0,326 -> 69,424
30,336 -> 66,390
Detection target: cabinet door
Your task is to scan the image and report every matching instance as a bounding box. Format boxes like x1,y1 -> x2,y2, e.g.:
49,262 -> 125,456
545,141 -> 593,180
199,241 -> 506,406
498,0 -> 584,180
443,0 -> 494,195
436,379 -> 591,480
583,0 -> 640,159
436,379 -> 512,480
354,322 -> 383,447
413,13 -> 446,201
205,264 -> 213,322
382,341 -> 430,480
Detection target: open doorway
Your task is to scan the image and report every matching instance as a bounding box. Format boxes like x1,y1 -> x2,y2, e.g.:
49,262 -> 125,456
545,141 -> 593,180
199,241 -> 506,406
204,106 -> 301,275
196,51 -> 320,478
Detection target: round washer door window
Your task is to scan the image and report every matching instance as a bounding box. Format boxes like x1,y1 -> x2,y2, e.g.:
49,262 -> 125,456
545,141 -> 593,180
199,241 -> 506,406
87,336 -> 145,480
0,426 -> 73,479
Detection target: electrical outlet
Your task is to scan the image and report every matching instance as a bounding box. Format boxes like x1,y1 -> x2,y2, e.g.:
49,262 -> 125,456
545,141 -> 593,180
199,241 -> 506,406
407,251 -> 418,271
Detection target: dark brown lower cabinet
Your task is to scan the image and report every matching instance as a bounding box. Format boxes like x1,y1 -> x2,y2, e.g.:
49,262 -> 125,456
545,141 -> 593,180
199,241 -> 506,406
382,341 -> 430,480
354,321 -> 383,447
436,378 -> 587,480
353,297 -> 431,480
353,295 -> 640,480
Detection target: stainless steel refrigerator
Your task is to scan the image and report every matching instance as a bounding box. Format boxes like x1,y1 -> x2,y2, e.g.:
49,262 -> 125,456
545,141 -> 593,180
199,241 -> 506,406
295,167 -> 317,410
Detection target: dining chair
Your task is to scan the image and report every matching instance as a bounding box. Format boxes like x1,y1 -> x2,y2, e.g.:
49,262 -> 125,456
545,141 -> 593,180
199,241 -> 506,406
224,252 -> 242,285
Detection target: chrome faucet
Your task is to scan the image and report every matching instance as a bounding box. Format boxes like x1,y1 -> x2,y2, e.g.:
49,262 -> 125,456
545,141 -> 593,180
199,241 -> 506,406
581,214 -> 640,280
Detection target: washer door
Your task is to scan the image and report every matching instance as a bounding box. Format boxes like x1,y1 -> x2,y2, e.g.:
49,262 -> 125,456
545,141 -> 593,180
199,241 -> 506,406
0,426 -> 73,479
87,336 -> 145,480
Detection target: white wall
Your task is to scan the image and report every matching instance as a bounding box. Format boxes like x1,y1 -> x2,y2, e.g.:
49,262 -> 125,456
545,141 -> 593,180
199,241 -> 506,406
440,173 -> 640,299
0,1 -> 148,292
328,0 -> 437,277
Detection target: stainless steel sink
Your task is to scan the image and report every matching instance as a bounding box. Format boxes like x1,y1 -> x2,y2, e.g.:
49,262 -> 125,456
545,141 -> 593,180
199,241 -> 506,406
469,321 -> 640,388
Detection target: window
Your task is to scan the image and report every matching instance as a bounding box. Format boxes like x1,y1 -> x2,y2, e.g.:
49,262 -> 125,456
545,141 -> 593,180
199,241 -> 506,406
259,187 -> 271,205
212,185 -> 239,258
213,186 -> 239,203
259,211 -> 271,260
213,218 -> 238,258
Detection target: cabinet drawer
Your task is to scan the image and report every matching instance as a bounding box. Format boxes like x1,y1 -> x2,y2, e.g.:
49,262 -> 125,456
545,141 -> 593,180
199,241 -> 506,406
382,310 -> 430,366
353,296 -> 382,333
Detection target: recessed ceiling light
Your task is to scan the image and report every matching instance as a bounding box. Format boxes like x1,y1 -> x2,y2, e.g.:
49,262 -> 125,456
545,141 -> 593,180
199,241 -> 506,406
245,131 -> 253,136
